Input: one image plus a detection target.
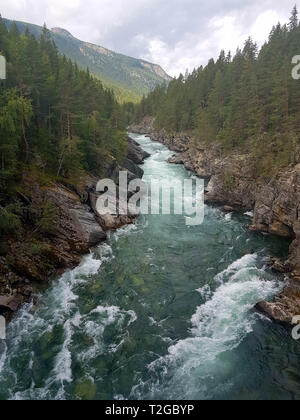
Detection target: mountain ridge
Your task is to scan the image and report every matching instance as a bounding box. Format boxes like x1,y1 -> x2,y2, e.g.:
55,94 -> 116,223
3,18 -> 172,102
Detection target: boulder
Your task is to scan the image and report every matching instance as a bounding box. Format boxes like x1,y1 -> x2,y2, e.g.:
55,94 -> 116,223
255,281 -> 300,324
71,204 -> 107,246
127,137 -> 150,164
121,158 -> 144,180
0,293 -> 24,313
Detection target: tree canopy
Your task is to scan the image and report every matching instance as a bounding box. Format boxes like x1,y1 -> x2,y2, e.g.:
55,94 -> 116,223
133,6 -> 300,175
0,18 -> 126,198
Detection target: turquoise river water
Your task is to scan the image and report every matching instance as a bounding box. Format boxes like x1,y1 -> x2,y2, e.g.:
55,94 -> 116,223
0,133 -> 299,400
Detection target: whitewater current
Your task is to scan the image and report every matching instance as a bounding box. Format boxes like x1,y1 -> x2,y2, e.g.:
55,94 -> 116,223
0,134 -> 298,401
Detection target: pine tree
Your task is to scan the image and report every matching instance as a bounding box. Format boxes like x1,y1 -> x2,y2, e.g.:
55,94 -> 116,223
289,5 -> 299,30
0,15 -> 8,53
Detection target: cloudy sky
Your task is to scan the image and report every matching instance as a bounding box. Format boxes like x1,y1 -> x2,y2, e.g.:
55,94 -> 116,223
0,0 -> 297,76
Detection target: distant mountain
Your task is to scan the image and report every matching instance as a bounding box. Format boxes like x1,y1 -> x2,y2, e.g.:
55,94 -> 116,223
3,18 -> 172,102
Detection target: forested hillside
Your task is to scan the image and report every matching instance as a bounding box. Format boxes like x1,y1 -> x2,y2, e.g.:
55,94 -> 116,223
3,18 -> 172,103
0,16 -> 127,238
134,7 -> 300,175
0,17 -> 126,188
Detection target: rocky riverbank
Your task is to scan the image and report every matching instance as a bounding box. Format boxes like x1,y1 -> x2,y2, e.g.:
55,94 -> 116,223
130,117 -> 300,324
0,138 -> 149,320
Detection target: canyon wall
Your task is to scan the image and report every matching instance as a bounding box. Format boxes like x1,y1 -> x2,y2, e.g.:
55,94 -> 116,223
130,117 -> 300,324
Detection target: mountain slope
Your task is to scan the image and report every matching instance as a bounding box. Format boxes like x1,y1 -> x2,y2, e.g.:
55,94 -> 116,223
3,18 -> 172,101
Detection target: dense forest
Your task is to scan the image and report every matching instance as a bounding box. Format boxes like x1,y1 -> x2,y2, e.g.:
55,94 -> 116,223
134,6 -> 300,175
0,16 -> 126,195
0,16 -> 128,240
2,18 -> 171,104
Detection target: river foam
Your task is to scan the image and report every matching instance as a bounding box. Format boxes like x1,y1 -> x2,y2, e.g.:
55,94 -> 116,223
131,254 -> 281,400
0,242 -> 138,400
0,133 -> 290,401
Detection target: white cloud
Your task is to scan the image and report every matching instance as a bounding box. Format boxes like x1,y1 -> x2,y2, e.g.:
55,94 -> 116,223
249,10 -> 283,43
0,0 -> 297,75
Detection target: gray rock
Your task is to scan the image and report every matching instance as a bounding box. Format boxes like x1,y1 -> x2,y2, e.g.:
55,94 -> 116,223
255,281 -> 300,324
71,205 -> 107,246
127,137 -> 150,163
121,158 -> 144,180
0,293 -> 23,313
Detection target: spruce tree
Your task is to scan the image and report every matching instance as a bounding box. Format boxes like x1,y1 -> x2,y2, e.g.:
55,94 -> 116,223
289,5 -> 299,30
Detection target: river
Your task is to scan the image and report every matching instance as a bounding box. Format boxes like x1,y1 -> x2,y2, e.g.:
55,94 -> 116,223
0,133 -> 299,400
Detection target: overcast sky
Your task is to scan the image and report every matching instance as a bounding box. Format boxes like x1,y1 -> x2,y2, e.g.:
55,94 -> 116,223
0,0 -> 297,76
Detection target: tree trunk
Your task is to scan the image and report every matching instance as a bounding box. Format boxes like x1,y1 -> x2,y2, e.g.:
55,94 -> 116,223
21,113 -> 29,163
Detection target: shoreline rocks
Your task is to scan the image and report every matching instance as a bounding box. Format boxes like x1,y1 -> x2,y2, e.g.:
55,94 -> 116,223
0,137 -> 147,320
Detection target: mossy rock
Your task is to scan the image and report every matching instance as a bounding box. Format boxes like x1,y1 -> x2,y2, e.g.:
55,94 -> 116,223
74,379 -> 97,400
132,277 -> 145,287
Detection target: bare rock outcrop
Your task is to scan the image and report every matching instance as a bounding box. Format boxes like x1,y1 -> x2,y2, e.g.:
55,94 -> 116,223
256,280 -> 300,324
127,137 -> 150,164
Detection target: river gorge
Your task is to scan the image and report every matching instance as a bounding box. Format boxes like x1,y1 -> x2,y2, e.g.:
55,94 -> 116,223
0,133 -> 299,400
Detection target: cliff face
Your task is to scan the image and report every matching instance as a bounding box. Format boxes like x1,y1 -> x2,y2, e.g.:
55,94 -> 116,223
0,139 -> 148,319
130,118 -> 300,324
130,119 -> 259,211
